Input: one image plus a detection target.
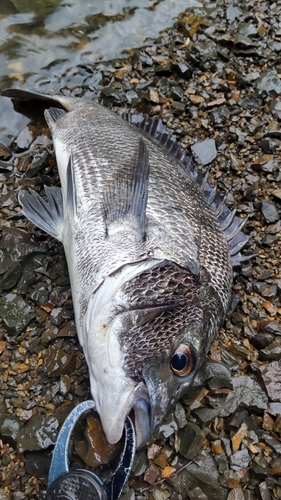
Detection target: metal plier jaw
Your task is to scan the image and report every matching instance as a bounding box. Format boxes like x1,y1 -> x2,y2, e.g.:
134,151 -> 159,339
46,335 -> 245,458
46,401 -> 136,500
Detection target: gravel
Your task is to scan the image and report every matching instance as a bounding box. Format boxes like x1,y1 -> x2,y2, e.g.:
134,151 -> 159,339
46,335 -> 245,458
0,0 -> 281,499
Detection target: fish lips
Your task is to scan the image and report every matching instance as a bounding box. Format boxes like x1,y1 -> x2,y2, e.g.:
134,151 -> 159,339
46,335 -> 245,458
100,381 -> 151,450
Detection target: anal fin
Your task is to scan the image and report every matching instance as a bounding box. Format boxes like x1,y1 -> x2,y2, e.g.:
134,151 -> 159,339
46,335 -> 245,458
18,186 -> 64,241
103,138 -> 150,240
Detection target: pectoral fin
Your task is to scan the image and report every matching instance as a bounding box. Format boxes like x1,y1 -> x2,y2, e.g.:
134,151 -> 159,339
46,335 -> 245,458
18,186 -> 64,241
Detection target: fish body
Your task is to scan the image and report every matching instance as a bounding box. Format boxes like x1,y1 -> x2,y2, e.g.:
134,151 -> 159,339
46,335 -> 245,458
1,89 -> 249,448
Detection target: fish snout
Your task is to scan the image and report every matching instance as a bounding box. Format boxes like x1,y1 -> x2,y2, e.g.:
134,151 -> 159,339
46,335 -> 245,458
96,381 -> 151,450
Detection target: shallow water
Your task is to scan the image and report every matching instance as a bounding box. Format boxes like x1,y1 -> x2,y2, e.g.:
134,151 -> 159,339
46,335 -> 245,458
0,0 -> 200,143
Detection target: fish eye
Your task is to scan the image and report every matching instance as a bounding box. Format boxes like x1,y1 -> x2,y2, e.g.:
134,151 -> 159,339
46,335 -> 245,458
170,343 -> 197,377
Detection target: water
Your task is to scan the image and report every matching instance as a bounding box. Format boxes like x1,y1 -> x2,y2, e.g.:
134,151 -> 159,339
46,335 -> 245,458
0,0 -> 201,143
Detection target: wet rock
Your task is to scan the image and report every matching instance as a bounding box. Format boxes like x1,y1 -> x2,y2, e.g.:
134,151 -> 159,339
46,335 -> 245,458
220,470 -> 240,489
170,85 -> 184,101
230,448 -> 250,470
168,453 -> 227,500
0,227 -> 47,263
17,415 -> 59,452
132,449 -> 147,476
171,101 -> 185,115
256,71 -> 281,97
210,105 -> 230,124
29,282 -> 49,305
254,361 -> 281,401
144,463 -> 160,485
49,307 -> 64,326
191,139 -> 217,165
75,414 -> 121,467
258,138 -> 277,154
45,345 -> 76,376
226,6 -> 242,21
234,34 -> 256,48
121,489 -> 135,500
173,61 -> 193,80
259,342 -> 281,361
0,262 -> 22,291
178,422 -> 207,460
14,125 -> 34,150
219,376 -> 268,414
192,407 -> 223,426
0,294 -> 35,335
0,414 -> 23,448
194,359 -> 232,390
272,189 -> 281,200
261,201 -> 279,223
0,143 -> 12,159
247,333 -> 273,349
227,487 -> 245,500
262,433 -> 281,454
25,150 -> 48,177
258,481 -> 271,500
24,450 -> 52,485
152,412 -> 178,442
174,402 -> 187,428
188,486 -> 208,499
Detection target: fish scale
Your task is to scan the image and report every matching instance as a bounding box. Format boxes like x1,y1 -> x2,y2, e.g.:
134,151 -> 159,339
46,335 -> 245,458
0,89 -> 250,449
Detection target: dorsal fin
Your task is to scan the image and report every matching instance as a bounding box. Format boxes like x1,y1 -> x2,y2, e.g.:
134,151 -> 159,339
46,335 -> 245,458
123,112 -> 251,264
103,138 -> 150,240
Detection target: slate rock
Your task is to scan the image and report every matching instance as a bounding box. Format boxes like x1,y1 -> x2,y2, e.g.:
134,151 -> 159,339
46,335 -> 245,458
230,448 -> 250,470
0,414 -> 23,448
255,361 -> 281,401
17,415 -> 59,453
218,376 -> 268,414
178,422 -> 207,460
24,450 -> 52,485
167,453 -> 227,500
191,139 -> 217,165
261,201 -> 279,223
256,71 -> 281,97
0,294 -> 35,335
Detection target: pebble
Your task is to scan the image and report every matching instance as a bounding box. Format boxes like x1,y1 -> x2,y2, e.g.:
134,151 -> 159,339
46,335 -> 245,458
191,139 -> 217,165
256,70 -> 281,96
261,201 -> 279,223
230,449 -> 250,470
0,293 -> 35,335
17,415 -> 59,453
1,2 -> 281,499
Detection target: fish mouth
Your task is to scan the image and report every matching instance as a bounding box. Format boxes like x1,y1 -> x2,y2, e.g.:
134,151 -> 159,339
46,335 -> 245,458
102,382 -> 151,450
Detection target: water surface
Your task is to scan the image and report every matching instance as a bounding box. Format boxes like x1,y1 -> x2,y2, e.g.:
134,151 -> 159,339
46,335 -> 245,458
0,0 -> 201,143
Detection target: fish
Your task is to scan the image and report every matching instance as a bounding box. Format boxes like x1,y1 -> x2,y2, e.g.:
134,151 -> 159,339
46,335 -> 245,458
1,89 -> 250,449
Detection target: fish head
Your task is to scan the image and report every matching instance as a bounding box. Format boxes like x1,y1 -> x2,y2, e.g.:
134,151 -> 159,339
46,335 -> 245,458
83,260 -> 205,449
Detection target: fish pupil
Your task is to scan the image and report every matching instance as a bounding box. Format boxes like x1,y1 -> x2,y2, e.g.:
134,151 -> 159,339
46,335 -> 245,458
171,353 -> 187,371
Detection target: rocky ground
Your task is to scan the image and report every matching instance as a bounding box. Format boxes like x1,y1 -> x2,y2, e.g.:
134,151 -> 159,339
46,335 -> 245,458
0,0 -> 281,499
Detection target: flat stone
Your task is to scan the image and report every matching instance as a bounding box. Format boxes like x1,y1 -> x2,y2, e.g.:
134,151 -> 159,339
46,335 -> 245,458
17,415 -> 59,453
230,448 -> 250,470
191,139 -> 217,165
256,70 -> 281,96
0,294 -> 34,335
261,201 -> 279,223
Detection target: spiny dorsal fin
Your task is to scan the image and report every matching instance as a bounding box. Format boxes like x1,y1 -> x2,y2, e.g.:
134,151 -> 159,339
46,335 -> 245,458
103,138 -> 150,240
18,186 -> 63,241
123,112 -> 251,264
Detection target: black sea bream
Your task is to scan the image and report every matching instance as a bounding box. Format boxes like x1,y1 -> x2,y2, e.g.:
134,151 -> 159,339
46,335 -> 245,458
1,89 -> 249,449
